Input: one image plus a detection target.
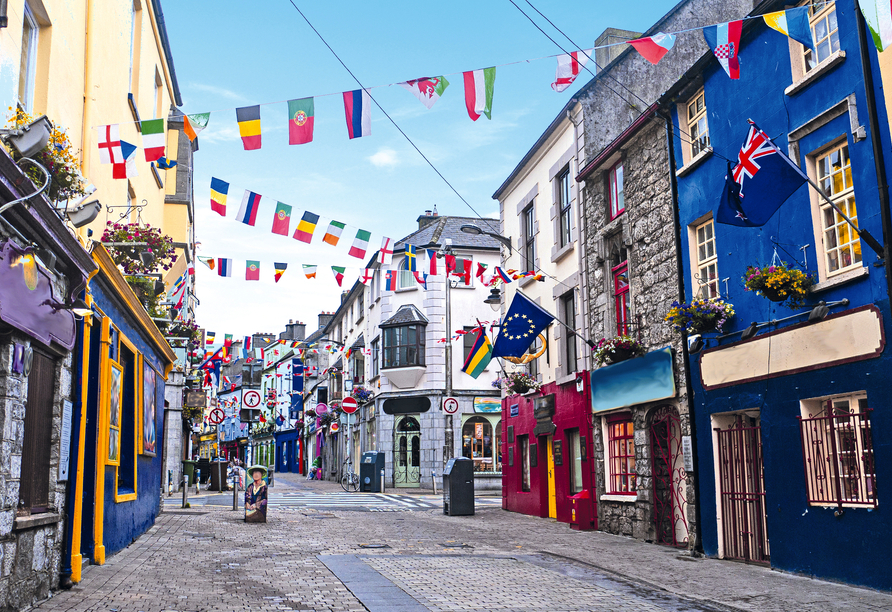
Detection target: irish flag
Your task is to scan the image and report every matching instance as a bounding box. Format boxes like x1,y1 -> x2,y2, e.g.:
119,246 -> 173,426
323,220 -> 345,246
463,67 -> 495,121
303,265 -> 317,279
141,119 -> 165,161
332,266 -> 346,287
183,113 -> 210,142
271,202 -> 292,236
349,229 -> 371,259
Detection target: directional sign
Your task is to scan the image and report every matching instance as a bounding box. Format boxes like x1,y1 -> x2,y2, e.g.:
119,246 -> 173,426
243,389 -> 261,408
342,396 -> 358,414
208,407 -> 226,425
443,397 -> 459,414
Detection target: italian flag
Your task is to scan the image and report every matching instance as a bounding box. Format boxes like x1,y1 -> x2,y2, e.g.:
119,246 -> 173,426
332,266 -> 346,287
463,67 -> 495,121
349,229 -> 371,259
141,119 -> 165,161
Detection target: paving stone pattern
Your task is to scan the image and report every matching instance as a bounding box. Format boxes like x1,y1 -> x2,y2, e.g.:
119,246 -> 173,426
31,474 -> 892,612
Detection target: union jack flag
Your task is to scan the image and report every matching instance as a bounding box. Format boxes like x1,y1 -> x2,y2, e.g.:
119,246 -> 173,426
732,126 -> 781,196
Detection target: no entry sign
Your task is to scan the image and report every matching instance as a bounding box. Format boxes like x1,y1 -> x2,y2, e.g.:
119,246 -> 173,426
243,389 -> 261,408
342,396 -> 358,414
443,397 -> 459,414
208,407 -> 226,425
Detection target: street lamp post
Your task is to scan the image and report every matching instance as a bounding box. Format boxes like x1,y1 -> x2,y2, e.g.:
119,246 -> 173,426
442,240 -> 455,467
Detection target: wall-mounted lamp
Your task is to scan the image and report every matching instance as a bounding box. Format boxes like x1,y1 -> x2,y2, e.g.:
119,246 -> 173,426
140,251 -> 155,266
66,199 -> 101,228
741,322 -> 759,341
688,334 -> 705,355
808,301 -> 831,322
0,115 -> 53,158
70,298 -> 92,317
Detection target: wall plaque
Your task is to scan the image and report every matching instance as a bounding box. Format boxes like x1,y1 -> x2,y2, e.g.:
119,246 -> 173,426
552,439 -> 563,466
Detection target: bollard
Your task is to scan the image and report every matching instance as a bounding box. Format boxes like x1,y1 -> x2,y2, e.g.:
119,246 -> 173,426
432,471 -> 438,495
232,469 -> 239,511
182,475 -> 188,509
380,468 -> 386,494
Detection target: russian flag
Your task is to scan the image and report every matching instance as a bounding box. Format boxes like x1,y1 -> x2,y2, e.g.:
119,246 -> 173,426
217,258 -> 232,277
628,32 -> 676,65
237,190 -> 262,226
343,89 -> 371,139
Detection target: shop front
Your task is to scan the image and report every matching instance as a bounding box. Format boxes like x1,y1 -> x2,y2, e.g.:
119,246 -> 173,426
275,428 -> 301,473
502,378 -> 596,530
460,396 -> 502,491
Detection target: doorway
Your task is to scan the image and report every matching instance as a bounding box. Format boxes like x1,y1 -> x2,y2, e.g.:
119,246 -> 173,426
713,413 -> 770,564
545,435 -> 556,518
394,416 -> 421,487
650,405 -> 689,547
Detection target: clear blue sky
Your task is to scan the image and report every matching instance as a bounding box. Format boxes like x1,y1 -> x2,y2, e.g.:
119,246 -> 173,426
162,1 -> 677,340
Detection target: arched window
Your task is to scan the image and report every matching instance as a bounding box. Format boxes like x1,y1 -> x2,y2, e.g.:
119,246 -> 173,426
462,417 -> 500,473
398,257 -> 417,290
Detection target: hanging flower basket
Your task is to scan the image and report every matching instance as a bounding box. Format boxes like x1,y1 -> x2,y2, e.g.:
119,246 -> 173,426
744,264 -> 815,309
494,372 -> 542,395
592,335 -> 646,366
664,298 -> 735,335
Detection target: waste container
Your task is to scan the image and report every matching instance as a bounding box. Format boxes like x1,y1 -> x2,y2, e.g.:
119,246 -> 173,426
209,460 -> 229,491
359,451 -> 385,492
443,457 -> 474,516
182,460 -> 197,486
568,490 -> 595,530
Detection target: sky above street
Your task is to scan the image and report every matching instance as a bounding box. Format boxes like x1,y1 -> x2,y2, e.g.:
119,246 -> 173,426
162,1 -> 676,340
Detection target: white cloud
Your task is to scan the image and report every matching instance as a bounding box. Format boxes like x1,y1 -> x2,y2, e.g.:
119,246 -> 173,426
368,148 -> 400,168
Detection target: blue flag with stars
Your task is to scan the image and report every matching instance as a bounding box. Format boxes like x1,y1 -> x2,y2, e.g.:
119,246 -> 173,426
491,291 -> 555,359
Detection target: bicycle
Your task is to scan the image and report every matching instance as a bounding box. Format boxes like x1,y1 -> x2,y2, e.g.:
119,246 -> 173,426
340,458 -> 360,492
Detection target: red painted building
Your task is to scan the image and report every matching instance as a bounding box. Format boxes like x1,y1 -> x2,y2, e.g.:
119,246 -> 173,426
501,378 -> 597,530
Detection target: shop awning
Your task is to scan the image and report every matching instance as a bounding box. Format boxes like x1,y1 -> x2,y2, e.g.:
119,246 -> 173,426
590,347 -> 676,413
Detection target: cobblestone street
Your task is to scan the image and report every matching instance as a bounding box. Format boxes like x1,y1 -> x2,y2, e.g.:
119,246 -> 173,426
30,474 -> 892,612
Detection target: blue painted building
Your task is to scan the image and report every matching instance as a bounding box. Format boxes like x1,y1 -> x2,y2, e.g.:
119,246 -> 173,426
661,0 -> 892,589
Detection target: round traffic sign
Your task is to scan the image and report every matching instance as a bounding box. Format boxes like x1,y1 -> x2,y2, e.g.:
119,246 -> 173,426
342,396 -> 358,414
330,422 -> 340,433
208,407 -> 226,424
243,389 -> 261,408
443,397 -> 459,414
315,403 -> 328,415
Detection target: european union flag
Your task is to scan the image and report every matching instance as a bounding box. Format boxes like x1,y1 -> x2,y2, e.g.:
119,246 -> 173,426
716,125 -> 807,227
492,291 -> 555,359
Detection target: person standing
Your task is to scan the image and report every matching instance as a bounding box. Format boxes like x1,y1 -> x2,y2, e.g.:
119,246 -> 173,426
244,465 -> 268,523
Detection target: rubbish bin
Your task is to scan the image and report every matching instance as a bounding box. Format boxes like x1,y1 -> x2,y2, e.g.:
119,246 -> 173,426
182,460 -> 197,486
568,490 -> 594,530
209,460 -> 229,491
443,457 -> 474,516
360,451 -> 385,492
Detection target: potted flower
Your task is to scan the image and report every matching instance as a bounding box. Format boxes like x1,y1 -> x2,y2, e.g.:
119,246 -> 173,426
664,298 -> 735,334
101,222 -> 177,275
494,372 -> 542,395
744,264 -> 815,308
592,335 -> 646,366
353,386 -> 373,404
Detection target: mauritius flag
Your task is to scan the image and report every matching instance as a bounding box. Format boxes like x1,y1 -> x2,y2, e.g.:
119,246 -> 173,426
461,327 -> 493,379
288,97 -> 314,145
271,202 -> 292,236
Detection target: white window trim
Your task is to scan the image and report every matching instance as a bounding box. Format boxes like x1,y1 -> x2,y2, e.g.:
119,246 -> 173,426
677,88 -> 709,167
18,3 -> 40,112
785,1 -> 844,94
691,216 -> 719,299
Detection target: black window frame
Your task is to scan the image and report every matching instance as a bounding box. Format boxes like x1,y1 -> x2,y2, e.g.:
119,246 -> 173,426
370,337 -> 380,378
557,168 -> 572,247
382,324 -> 426,368
522,202 -> 536,271
561,291 -> 577,372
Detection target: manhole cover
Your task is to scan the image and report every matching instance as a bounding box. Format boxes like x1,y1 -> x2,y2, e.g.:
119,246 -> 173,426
358,544 -> 390,549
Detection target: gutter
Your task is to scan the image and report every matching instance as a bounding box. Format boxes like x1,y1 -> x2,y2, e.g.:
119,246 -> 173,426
151,0 -> 183,106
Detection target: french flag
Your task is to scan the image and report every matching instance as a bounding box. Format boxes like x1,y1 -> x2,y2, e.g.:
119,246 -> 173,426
628,33 -> 676,65
236,190 -> 262,226
343,89 -> 371,139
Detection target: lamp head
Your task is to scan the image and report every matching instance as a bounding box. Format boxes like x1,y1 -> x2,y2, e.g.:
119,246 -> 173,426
66,199 -> 101,228
460,224 -> 483,236
70,298 -> 92,318
688,334 -> 705,355
484,286 -> 502,311
153,279 -> 165,296
808,301 -> 830,322
741,322 -> 759,341
140,251 -> 155,266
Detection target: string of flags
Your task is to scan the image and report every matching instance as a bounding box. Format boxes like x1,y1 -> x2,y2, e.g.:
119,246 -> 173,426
93,6 -> 839,179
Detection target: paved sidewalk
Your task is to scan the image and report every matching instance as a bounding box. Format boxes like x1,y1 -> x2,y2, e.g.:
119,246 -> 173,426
32,473 -> 892,612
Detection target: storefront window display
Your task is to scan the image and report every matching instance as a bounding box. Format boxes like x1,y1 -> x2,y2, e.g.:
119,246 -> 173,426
461,416 -> 502,473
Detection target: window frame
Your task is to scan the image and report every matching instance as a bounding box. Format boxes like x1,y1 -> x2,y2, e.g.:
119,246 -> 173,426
608,162 -> 625,219
382,324 -> 426,369
557,168 -> 572,247
519,434 -> 531,492
686,90 -> 710,159
17,3 -> 39,112
694,217 -> 719,298
522,202 -> 537,271
370,337 -> 380,378
606,413 -> 636,495
19,347 -> 56,515
561,291 -> 577,374
397,256 -> 418,291
612,260 -> 631,336
813,141 -> 861,278
566,429 -> 584,494
461,416 -> 501,474
802,0 -> 840,75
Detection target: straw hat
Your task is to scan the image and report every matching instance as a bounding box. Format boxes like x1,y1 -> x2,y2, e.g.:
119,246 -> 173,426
247,464 -> 268,479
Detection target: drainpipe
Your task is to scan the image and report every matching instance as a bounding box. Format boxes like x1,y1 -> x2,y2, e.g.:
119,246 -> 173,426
80,0 -> 94,181
855,1 -> 892,299
663,113 -> 703,554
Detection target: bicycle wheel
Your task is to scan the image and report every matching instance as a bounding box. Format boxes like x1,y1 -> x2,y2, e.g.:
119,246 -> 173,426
346,472 -> 359,492
340,470 -> 355,492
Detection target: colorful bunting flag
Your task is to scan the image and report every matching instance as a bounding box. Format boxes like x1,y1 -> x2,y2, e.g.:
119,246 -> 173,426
287,97 -> 315,145
210,178 -> 229,216
206,332 -> 216,345
343,89 -> 371,139
217,258 -> 232,277
236,190 -> 262,226
303,264 -> 317,279
463,67 -> 495,121
427,249 -> 438,275
858,0 -> 892,51
445,254 -> 457,274
359,268 -> 374,285
629,33 -> 676,65
413,271 -> 428,289
198,256 -> 216,271
384,270 -> 396,291
703,21 -> 743,80
399,76 -> 450,109
183,112 -> 210,142
294,211 -> 320,243
271,202 -> 292,236
323,220 -> 346,246
140,119 -> 165,161
404,244 -> 417,272
332,266 -> 346,287
349,229 -> 371,259
462,326 -> 493,379
453,257 -> 472,285
274,263 -> 287,283
476,262 -> 488,279
246,260 -> 260,281
112,141 -> 139,179
763,7 -> 814,49
155,156 -> 177,169
551,50 -> 592,92
97,124 -> 123,164
494,267 -> 512,284
236,105 -> 262,150
379,237 -> 394,266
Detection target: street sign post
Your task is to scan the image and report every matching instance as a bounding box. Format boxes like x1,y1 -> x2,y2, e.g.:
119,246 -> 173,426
443,397 -> 459,414
342,396 -> 358,414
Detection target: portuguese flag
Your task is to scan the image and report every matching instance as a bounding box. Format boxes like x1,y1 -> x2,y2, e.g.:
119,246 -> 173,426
271,201 -> 292,236
288,97 -> 314,145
